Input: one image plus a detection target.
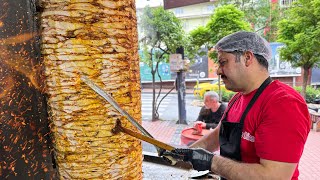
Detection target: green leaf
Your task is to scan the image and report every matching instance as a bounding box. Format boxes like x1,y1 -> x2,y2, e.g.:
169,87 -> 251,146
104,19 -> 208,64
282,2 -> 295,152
277,0 -> 320,98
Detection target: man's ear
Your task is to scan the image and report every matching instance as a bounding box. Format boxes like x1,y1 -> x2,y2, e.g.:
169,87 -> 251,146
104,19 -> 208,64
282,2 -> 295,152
244,51 -> 254,67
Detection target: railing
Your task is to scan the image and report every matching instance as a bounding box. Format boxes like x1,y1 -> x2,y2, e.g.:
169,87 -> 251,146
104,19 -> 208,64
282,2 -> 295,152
309,111 -> 320,132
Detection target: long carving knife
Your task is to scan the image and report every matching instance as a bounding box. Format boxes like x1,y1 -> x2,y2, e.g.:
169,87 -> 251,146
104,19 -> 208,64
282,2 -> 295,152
80,75 -> 162,153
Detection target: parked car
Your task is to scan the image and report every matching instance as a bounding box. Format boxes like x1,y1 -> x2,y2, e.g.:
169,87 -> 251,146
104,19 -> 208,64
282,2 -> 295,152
193,79 -> 230,98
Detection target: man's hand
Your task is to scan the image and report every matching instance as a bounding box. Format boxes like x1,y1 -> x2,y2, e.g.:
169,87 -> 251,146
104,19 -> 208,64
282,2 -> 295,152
195,121 -> 206,128
172,148 -> 214,171
160,150 -> 185,165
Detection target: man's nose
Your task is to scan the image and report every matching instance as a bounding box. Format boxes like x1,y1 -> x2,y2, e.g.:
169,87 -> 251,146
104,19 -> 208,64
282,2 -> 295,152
217,66 -> 223,75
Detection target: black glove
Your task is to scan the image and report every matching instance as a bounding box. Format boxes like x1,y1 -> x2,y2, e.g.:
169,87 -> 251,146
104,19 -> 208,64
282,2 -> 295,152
161,150 -> 185,165
172,148 -> 214,171
158,148 -> 166,156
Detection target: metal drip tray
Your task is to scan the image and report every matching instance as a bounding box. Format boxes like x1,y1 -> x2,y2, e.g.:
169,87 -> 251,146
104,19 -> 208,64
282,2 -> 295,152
142,152 -> 220,179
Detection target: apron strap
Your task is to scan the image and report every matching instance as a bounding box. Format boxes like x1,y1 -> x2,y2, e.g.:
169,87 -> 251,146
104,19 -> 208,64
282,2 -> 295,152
220,93 -> 242,121
239,77 -> 272,124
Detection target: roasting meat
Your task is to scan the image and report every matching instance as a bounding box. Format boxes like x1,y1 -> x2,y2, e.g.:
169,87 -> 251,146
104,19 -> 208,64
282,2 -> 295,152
41,0 -> 142,179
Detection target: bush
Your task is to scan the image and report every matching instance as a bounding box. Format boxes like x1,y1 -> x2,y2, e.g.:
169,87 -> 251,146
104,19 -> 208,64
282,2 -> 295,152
294,86 -> 320,103
221,89 -> 236,102
197,89 -> 235,102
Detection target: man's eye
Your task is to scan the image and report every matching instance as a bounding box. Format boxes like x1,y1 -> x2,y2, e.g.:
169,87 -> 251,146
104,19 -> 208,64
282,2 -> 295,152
219,61 -> 227,66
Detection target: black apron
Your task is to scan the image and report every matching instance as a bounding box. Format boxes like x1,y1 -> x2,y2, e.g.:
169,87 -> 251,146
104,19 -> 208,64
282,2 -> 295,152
219,77 -> 272,179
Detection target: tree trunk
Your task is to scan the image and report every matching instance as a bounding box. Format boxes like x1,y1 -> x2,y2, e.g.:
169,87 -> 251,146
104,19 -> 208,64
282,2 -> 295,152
301,65 -> 310,100
151,69 -> 157,121
150,51 -> 161,121
41,0 -> 142,179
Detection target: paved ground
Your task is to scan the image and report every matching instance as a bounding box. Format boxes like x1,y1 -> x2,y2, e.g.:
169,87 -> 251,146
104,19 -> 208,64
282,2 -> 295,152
141,88 -> 320,180
299,131 -> 320,180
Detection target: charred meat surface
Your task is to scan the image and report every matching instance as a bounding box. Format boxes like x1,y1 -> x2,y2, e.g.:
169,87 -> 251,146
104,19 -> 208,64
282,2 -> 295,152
41,0 -> 142,179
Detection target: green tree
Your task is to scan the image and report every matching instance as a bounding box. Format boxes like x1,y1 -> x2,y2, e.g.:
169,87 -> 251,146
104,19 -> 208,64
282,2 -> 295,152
186,5 -> 251,99
188,5 -> 251,59
264,2 -> 283,42
216,0 -> 282,42
139,6 -> 185,121
187,26 -> 210,58
277,0 -> 320,99
206,5 -> 252,45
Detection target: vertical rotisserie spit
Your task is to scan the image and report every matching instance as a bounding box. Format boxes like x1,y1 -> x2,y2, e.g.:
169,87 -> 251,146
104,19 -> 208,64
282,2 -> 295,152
40,0 -> 142,179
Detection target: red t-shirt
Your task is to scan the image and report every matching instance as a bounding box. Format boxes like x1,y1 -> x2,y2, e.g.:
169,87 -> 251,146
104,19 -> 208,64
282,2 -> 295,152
226,80 -> 310,179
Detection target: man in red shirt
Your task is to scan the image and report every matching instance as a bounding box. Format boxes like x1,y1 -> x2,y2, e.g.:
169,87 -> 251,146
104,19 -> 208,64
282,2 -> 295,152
165,31 -> 310,179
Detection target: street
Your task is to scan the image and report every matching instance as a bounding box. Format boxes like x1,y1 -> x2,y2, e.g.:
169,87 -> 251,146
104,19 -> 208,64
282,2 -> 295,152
141,92 -> 202,123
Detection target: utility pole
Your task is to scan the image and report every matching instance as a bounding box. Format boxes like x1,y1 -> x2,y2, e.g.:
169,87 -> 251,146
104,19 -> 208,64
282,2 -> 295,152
176,47 -> 187,124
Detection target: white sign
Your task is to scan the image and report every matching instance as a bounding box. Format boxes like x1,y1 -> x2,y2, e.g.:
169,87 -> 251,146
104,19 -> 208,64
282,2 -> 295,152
199,72 -> 206,78
169,54 -> 184,72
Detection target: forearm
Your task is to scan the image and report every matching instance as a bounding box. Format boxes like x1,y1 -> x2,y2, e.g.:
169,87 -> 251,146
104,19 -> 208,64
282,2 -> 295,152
189,136 -> 208,149
211,156 -> 289,180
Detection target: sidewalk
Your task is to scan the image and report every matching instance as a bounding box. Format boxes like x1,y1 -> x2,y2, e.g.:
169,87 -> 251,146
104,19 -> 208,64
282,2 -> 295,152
142,120 -> 320,180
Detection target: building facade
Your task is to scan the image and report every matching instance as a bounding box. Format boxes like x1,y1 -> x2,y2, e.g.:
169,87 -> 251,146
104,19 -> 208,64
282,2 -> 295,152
164,0 -> 216,33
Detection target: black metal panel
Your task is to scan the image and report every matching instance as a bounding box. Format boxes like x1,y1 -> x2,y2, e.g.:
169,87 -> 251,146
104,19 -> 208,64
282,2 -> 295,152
0,0 -> 57,179
311,67 -> 320,85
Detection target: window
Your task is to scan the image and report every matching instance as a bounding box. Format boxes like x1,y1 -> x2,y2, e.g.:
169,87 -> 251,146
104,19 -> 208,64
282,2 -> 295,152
174,8 -> 184,15
183,21 -> 188,29
280,0 -> 296,7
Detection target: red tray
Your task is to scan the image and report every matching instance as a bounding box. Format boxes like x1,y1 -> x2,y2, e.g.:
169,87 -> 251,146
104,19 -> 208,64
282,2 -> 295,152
180,127 -> 210,145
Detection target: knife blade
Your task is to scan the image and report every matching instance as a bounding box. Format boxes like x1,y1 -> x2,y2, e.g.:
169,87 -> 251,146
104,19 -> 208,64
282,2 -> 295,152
80,75 -> 163,154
